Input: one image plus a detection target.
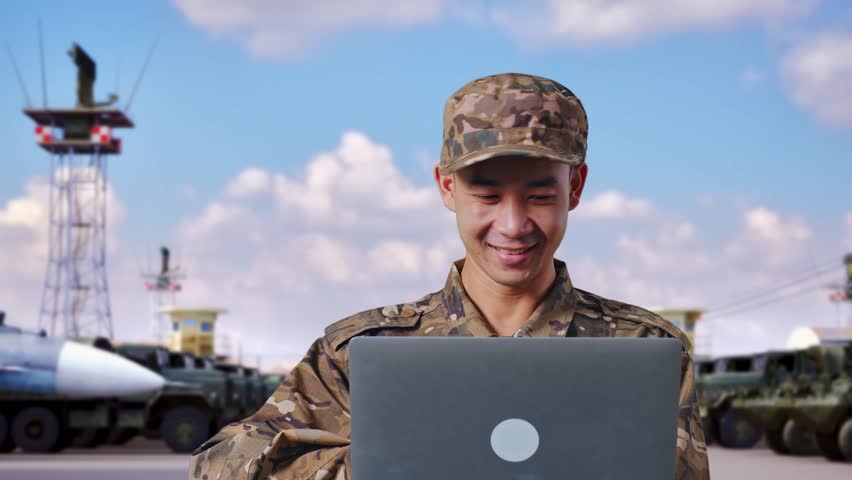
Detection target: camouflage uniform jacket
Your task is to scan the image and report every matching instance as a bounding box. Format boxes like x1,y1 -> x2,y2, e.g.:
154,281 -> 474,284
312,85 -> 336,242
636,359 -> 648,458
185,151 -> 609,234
189,259 -> 710,479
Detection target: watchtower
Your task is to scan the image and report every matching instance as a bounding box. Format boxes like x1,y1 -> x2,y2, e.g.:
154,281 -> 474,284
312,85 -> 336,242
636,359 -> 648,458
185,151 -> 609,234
650,308 -> 705,355
23,43 -> 131,338
159,307 -> 227,357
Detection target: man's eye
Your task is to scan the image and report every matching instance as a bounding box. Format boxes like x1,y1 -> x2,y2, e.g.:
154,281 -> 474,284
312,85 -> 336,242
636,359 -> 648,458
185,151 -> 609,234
474,194 -> 499,200
530,195 -> 556,201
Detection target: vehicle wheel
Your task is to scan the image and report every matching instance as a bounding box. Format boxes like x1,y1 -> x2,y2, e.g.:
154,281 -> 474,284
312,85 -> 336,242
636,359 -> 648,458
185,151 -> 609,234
105,427 -> 139,446
782,419 -> 818,456
766,427 -> 789,455
10,407 -> 64,453
69,427 -> 110,448
701,417 -> 716,446
0,411 -> 16,452
160,407 -> 210,453
838,417 -> 852,462
717,410 -> 762,449
816,430 -> 844,461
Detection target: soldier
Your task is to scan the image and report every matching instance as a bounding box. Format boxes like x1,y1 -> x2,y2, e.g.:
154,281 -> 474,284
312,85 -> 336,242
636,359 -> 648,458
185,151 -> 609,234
188,73 -> 710,479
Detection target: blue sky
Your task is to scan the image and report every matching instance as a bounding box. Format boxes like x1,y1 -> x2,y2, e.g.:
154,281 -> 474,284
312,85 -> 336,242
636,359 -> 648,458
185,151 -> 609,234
2,1 -> 851,366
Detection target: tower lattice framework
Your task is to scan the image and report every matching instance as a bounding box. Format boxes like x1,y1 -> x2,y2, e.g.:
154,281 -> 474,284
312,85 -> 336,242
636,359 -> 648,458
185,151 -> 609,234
39,150 -> 113,338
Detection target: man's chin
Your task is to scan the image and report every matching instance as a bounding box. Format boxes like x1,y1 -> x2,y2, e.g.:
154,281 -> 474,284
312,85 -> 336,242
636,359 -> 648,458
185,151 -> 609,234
486,268 -> 538,289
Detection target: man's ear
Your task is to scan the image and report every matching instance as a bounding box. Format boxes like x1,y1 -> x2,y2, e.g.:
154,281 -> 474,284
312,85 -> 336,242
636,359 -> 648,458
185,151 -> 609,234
434,164 -> 457,213
568,163 -> 588,211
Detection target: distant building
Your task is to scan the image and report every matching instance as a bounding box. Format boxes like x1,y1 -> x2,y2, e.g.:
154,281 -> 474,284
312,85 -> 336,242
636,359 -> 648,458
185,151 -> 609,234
786,326 -> 852,350
159,307 -> 226,357
650,308 -> 705,355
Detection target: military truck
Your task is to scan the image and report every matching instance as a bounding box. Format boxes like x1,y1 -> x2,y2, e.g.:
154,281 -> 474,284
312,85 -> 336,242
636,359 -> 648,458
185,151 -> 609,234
729,348 -> 820,455
0,389 -> 116,452
110,344 -> 234,452
263,373 -> 285,399
193,355 -> 244,428
243,367 -> 268,411
698,353 -> 765,449
787,342 -> 852,462
213,362 -> 250,423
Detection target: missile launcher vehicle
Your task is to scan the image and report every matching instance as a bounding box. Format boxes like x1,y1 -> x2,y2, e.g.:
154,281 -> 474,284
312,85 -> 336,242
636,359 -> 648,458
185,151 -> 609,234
0,312 -> 165,453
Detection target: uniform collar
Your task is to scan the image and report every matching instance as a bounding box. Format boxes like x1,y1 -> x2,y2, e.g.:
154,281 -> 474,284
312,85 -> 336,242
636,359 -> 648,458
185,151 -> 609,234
440,258 -> 577,337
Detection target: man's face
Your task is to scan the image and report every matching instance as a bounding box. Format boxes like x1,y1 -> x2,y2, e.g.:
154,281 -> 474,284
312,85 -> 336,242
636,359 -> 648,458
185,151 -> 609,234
435,156 -> 587,289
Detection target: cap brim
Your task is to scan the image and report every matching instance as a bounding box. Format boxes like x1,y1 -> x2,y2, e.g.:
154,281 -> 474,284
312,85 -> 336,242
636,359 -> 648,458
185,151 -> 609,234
439,144 -> 584,175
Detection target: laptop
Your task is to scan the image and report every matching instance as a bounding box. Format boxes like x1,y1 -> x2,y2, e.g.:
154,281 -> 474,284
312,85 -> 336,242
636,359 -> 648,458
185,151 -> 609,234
349,337 -> 682,479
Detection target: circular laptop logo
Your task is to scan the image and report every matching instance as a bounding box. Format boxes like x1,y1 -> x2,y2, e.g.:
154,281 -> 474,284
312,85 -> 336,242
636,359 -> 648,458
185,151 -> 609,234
490,418 -> 540,462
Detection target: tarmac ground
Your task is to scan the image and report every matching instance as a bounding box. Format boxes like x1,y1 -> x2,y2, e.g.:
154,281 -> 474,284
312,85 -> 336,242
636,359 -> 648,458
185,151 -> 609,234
0,440 -> 851,480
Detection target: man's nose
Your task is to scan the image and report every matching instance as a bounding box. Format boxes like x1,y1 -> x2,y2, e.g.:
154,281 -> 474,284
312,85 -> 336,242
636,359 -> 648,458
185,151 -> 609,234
493,197 -> 531,238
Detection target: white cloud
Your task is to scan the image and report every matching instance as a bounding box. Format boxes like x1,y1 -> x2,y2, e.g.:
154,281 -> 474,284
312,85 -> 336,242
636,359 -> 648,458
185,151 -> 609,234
0,174 -> 126,277
272,131 -> 439,228
166,130 -> 458,363
0,179 -> 50,276
303,234 -> 357,283
173,0 -> 448,59
563,205 -> 837,357
574,189 -> 653,220
368,240 -> 423,276
225,168 -> 273,198
744,207 -> 809,242
724,206 -> 811,267
492,0 -> 812,46
782,33 -> 852,128
178,201 -> 246,242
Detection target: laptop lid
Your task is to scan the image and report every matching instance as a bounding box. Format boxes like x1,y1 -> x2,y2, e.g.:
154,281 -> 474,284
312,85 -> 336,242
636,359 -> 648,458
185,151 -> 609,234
350,337 -> 682,480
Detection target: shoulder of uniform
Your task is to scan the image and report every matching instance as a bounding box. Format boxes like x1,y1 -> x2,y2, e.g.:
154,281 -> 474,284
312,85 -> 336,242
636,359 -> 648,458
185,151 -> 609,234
574,288 -> 692,351
323,291 -> 442,351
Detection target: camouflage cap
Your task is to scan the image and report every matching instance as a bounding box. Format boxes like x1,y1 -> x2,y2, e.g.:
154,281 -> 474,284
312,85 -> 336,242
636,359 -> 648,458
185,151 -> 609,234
439,72 -> 588,175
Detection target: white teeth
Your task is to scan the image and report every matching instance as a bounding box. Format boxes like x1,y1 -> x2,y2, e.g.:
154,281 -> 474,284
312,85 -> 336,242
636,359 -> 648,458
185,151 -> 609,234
494,246 -> 531,255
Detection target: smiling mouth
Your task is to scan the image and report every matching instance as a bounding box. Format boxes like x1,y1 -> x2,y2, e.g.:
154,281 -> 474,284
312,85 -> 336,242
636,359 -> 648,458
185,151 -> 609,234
489,243 -> 537,255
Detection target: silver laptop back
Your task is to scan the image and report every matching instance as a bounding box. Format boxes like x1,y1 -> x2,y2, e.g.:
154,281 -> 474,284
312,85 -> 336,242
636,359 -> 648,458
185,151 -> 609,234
350,337 -> 682,479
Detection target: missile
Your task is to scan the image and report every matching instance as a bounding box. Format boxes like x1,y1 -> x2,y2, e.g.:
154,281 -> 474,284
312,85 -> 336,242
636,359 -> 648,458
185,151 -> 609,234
0,316 -> 165,398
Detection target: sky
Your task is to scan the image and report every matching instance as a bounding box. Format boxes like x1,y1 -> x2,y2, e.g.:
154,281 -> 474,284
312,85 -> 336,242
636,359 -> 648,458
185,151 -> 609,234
1,0 -> 851,369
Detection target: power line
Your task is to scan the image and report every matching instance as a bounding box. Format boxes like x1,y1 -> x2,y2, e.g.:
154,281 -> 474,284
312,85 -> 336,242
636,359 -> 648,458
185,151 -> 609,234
704,283 -> 823,320
704,261 -> 837,313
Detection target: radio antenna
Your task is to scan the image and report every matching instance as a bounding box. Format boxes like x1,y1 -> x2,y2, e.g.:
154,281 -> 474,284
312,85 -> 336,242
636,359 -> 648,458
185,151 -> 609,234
37,18 -> 48,108
5,44 -> 33,107
124,37 -> 158,114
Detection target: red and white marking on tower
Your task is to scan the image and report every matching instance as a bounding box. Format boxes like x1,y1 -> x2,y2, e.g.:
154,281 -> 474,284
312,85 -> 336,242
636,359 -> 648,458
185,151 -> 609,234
35,125 -> 52,144
90,125 -> 112,144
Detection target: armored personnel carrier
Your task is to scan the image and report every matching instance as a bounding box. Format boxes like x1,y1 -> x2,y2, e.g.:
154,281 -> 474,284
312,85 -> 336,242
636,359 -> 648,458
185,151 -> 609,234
730,348 -> 820,455
787,342 -> 852,462
698,353 -> 764,448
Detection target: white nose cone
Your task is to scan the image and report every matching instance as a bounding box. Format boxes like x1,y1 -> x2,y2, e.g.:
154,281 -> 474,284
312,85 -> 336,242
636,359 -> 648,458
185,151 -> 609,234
56,341 -> 166,397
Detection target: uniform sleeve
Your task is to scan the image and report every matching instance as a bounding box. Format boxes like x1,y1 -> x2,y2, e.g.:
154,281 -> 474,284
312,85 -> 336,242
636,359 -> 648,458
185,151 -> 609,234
188,337 -> 352,480
675,349 -> 711,479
